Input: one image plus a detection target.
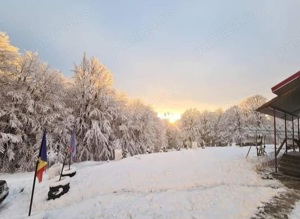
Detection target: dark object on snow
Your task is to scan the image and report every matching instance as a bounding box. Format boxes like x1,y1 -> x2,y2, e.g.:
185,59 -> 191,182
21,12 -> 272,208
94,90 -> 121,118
161,146 -> 168,152
256,135 -> 266,156
48,177 -> 70,200
237,142 -> 256,146
146,146 -> 152,154
0,180 -> 9,203
61,167 -> 77,178
122,149 -> 128,159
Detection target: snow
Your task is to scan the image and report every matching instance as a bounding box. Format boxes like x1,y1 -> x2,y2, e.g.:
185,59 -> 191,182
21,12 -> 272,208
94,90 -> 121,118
48,163 -> 62,180
0,146 -> 284,219
290,200 -> 300,219
115,149 -> 122,161
49,176 -> 70,188
62,167 -> 76,175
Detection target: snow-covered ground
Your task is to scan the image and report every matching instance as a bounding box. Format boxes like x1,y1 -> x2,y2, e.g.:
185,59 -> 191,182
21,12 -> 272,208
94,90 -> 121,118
0,146 -> 285,219
290,200 -> 300,219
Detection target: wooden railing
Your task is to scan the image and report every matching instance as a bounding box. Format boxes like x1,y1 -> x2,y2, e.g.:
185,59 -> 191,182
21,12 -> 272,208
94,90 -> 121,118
275,138 -> 287,157
275,137 -> 300,172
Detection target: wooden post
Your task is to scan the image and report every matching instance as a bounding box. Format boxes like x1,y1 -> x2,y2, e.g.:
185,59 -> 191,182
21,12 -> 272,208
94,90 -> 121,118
255,130 -> 258,156
298,118 -> 300,139
274,109 -> 277,173
245,145 -> 252,158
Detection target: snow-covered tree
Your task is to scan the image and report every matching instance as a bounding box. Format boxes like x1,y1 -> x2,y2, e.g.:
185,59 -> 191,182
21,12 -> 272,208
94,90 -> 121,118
179,108 -> 202,148
0,33 -> 20,157
179,109 -> 223,147
0,50 -> 71,171
205,109 -> 223,146
239,95 -> 267,128
219,105 -> 245,145
0,32 -> 19,75
118,100 -> 167,156
72,53 -> 119,161
198,111 -> 214,146
165,121 -> 183,149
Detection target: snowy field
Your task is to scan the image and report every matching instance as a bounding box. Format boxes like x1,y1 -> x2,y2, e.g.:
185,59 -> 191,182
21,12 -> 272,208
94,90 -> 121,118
0,146 -> 286,219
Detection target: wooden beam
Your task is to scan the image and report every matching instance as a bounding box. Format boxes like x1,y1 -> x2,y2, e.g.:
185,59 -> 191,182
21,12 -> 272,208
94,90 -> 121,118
276,138 -> 287,157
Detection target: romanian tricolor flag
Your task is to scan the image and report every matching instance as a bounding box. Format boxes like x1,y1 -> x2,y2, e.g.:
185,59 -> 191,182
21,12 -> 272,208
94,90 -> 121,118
36,130 -> 47,183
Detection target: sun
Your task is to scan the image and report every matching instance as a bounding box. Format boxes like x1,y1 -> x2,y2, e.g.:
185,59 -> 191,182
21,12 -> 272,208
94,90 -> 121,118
158,112 -> 181,124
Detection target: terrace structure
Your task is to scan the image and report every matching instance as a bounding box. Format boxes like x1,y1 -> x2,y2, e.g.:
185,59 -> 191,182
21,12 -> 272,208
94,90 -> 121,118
257,71 -> 300,177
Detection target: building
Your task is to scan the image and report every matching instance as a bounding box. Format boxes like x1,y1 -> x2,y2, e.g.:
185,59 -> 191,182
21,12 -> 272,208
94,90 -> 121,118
257,71 -> 300,177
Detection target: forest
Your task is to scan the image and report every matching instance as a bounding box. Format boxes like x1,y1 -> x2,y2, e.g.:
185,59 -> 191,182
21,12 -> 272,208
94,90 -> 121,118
0,32 -> 275,173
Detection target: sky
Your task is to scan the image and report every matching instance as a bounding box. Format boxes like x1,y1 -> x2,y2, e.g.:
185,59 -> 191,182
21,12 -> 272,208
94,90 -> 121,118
1,0 -> 300,117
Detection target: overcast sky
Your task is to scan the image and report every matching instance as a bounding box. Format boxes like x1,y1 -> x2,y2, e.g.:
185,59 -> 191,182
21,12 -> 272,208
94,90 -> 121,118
1,0 -> 300,114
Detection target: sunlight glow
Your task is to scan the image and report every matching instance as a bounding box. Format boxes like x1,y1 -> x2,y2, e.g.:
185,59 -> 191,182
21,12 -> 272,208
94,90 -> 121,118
158,112 -> 181,123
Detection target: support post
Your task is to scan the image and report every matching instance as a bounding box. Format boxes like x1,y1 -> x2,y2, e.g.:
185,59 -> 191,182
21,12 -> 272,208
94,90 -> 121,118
297,118 -> 300,152
285,114 -> 287,153
255,130 -> 258,156
245,145 -> 252,158
274,109 -> 277,173
292,116 -> 295,151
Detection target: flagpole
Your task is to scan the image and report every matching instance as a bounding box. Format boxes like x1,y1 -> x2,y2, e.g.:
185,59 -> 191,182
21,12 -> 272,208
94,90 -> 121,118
69,129 -> 74,170
59,151 -> 68,181
69,139 -> 71,170
28,159 -> 39,217
29,133 -> 44,216
28,129 -> 46,217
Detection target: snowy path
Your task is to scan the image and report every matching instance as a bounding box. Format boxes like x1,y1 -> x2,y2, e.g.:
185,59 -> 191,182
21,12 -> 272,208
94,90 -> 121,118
0,146 -> 284,219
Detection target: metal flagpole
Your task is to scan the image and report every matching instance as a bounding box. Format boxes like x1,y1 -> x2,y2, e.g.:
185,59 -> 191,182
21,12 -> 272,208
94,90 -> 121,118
69,154 -> 71,170
59,150 -> 68,181
28,160 -> 39,217
28,130 -> 45,216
